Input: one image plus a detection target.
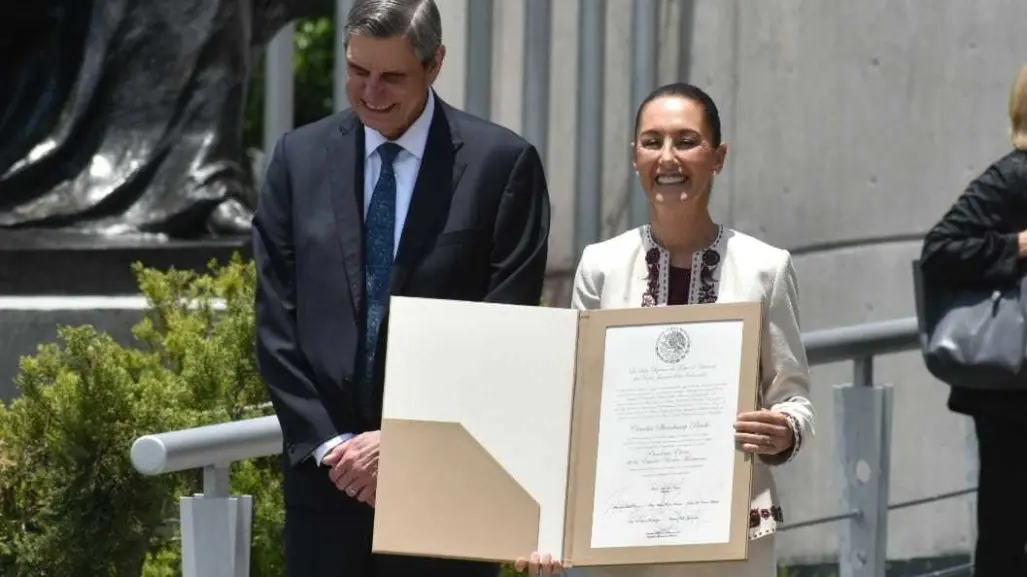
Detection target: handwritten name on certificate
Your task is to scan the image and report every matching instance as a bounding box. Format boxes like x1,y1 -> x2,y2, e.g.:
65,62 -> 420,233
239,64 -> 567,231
588,320 -> 746,549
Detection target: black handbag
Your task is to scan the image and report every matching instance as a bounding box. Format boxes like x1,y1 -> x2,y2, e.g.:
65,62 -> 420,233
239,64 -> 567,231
912,259 -> 1027,390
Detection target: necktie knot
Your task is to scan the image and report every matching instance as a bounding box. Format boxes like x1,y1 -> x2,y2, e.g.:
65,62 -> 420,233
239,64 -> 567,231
378,142 -> 402,165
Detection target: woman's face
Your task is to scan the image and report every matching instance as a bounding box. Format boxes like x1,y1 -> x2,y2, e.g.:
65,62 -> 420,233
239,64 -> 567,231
633,96 -> 727,207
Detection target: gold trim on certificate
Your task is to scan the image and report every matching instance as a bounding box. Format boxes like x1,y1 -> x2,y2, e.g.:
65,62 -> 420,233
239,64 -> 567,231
563,302 -> 762,566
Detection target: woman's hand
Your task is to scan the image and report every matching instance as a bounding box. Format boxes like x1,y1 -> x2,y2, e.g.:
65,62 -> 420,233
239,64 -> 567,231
734,409 -> 794,455
513,552 -> 564,575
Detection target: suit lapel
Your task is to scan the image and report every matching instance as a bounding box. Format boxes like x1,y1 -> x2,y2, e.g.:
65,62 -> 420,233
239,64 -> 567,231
390,99 -> 467,294
327,111 -> 366,317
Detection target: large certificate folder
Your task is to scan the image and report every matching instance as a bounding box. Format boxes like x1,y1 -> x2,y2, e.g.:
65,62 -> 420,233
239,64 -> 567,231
371,296 -> 763,567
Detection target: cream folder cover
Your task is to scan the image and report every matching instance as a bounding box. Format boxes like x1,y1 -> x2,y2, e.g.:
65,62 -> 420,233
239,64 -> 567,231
372,296 -> 580,563
371,296 -> 761,566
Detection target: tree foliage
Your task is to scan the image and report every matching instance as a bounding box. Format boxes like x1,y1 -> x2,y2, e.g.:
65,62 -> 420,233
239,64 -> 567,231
245,13 -> 337,152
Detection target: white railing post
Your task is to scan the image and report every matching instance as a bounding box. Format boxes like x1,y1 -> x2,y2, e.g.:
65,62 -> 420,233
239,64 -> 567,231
835,357 -> 894,577
963,420 -> 979,568
264,24 -> 295,166
521,0 -> 551,166
131,417 -> 281,577
628,0 -> 658,229
180,464 -> 253,577
334,0 -> 355,112
464,0 -> 494,120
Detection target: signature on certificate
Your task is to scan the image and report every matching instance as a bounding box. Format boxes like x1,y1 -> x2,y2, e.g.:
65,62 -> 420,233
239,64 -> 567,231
604,477 -> 714,542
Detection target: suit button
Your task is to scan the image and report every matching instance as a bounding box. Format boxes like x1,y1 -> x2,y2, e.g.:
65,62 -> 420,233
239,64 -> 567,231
342,377 -> 352,385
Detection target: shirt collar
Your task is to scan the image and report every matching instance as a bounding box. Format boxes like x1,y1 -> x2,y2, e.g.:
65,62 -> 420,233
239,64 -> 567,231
364,89 -> 435,160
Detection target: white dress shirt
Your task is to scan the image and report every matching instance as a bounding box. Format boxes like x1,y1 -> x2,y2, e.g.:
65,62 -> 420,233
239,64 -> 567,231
312,90 -> 436,466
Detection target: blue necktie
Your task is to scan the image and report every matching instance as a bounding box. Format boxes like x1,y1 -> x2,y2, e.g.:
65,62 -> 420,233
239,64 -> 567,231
360,142 -> 402,393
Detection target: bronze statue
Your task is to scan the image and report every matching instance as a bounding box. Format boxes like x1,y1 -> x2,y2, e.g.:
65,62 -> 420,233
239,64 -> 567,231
0,0 -> 319,239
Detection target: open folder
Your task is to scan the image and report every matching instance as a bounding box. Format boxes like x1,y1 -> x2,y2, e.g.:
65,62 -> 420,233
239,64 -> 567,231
371,296 -> 763,567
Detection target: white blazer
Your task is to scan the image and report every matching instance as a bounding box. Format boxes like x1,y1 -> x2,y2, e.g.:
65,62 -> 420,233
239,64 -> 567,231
571,224 -> 815,542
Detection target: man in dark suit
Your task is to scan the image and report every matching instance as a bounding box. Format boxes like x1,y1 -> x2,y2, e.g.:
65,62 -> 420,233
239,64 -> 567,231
252,0 -> 551,576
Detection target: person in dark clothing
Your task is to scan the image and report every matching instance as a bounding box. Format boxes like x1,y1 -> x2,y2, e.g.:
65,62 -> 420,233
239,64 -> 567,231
918,64 -> 1027,577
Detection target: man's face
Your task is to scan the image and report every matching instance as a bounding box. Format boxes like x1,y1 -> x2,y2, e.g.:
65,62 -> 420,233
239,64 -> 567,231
345,34 -> 444,140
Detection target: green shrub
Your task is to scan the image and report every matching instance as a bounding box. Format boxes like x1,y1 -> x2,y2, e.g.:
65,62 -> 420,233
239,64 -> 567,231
0,255 -> 284,577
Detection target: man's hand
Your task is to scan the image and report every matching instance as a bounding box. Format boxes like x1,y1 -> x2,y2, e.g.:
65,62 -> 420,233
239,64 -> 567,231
1018,230 -> 1027,257
322,431 -> 380,506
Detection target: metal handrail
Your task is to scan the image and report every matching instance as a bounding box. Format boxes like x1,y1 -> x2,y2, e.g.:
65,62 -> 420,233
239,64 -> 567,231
780,486 -> 979,532
911,562 -> 974,577
131,415 -> 281,475
130,315 -> 923,475
804,316 -> 920,365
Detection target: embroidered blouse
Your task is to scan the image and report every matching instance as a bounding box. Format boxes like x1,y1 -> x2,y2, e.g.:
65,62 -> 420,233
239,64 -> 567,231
641,223 -> 722,307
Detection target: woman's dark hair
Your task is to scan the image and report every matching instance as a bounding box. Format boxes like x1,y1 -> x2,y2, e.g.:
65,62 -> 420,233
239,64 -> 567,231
633,82 -> 722,147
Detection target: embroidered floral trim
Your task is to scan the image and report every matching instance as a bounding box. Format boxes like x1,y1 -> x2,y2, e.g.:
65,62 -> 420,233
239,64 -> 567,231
748,506 -> 784,529
642,247 -> 666,306
641,224 -> 724,307
782,411 -> 803,462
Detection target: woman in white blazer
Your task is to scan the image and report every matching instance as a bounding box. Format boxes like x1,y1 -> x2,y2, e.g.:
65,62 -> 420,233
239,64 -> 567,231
515,83 -> 815,577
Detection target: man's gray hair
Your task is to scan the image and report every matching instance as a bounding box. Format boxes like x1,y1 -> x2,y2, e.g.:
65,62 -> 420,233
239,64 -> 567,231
345,0 -> 442,65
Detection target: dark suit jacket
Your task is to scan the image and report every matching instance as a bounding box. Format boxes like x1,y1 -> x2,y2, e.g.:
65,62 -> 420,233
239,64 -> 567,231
252,95 -> 551,507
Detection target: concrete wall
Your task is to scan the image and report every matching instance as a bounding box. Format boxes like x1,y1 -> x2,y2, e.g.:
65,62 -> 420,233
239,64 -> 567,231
426,0 -> 1027,564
